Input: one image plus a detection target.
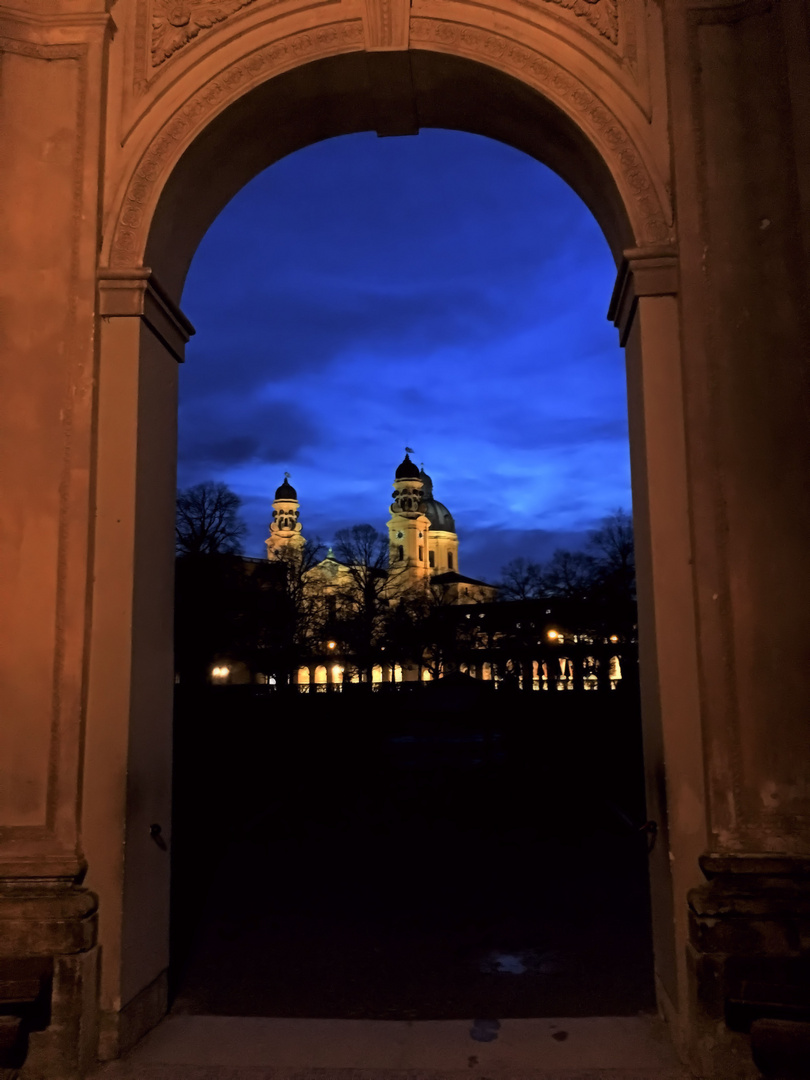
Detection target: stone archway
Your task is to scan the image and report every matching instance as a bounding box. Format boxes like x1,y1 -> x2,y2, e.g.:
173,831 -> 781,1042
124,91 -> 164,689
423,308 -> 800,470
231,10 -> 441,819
94,17 -> 695,1065
2,3 -> 809,1079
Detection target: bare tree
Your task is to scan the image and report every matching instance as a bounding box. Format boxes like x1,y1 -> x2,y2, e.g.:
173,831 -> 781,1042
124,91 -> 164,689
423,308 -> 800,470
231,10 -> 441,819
176,480 -> 247,556
330,525 -> 392,680
539,548 -> 598,599
333,524 -> 389,582
499,556 -> 544,600
587,508 -> 635,601
389,578 -> 484,679
248,537 -> 328,684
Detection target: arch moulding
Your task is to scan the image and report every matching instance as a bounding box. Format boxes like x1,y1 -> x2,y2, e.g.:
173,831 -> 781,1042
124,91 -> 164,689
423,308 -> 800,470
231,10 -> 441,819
104,8 -> 673,276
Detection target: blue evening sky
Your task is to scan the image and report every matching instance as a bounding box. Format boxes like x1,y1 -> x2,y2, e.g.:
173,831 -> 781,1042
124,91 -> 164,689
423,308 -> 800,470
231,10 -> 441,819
178,129 -> 631,581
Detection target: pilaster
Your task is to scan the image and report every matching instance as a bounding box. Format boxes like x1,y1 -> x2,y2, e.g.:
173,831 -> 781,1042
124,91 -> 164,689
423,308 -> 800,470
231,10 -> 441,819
0,9 -> 111,1075
0,0 -> 112,883
84,271 -> 192,1059
611,244 -> 706,1057
642,2 -> 810,1071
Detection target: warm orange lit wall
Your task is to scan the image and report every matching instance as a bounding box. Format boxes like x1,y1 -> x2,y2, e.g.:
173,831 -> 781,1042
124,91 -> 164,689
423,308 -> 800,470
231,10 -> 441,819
2,2 -> 809,1077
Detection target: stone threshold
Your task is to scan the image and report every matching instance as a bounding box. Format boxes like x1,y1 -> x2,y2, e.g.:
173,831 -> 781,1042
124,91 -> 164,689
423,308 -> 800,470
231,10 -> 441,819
91,1015 -> 690,1078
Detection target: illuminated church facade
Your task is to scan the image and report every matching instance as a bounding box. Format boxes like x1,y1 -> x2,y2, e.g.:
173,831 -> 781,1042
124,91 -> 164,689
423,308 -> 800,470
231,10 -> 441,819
266,451 -> 497,605
205,451 -> 629,691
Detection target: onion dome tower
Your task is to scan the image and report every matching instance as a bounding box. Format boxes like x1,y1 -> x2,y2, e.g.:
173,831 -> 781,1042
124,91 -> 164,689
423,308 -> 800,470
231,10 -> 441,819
419,466 -> 459,574
387,450 -> 431,585
265,473 -> 306,560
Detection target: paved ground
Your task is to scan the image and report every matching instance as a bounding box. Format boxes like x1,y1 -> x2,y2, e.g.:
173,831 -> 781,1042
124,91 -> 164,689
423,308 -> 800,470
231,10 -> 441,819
93,1015 -> 691,1080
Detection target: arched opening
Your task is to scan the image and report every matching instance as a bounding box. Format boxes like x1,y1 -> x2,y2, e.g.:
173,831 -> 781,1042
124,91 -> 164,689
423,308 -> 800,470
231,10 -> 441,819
172,120 -> 649,1020
88,41 -> 699,1065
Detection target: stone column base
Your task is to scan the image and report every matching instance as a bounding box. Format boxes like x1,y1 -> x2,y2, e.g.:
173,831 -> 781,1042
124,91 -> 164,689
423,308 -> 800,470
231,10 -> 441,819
0,884 -> 99,1080
688,853 -> 810,1079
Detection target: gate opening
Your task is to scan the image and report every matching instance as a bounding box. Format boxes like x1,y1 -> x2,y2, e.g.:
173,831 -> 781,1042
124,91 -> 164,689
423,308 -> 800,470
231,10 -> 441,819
167,129 -> 653,1019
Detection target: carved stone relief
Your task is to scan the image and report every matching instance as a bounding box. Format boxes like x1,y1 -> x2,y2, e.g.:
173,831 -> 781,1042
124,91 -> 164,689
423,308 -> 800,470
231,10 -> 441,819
538,0 -> 618,45
135,0 -> 625,104
151,0 -> 260,66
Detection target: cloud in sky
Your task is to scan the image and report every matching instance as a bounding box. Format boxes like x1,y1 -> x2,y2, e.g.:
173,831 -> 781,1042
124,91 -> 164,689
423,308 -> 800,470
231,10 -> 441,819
178,129 -> 631,579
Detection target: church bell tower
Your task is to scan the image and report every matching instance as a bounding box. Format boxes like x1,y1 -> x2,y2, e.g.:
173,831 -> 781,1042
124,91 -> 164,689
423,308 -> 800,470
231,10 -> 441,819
265,473 -> 306,560
387,450 -> 431,587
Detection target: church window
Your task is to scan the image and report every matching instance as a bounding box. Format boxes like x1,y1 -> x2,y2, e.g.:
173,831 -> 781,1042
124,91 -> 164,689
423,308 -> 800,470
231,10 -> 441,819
429,550 -> 435,567
398,545 -> 404,562
448,551 -> 454,570
419,546 -> 423,561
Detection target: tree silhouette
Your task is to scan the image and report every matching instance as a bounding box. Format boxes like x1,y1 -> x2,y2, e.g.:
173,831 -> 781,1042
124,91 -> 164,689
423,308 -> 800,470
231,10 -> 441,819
330,525 -> 392,681
389,578 -> 484,679
587,508 -> 635,602
256,538 -> 328,684
176,480 -> 247,556
540,548 -> 598,599
499,556 -> 544,600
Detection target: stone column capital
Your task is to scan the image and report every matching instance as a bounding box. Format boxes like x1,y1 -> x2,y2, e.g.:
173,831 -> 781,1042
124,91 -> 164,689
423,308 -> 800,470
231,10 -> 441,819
97,268 -> 195,362
608,245 -> 679,345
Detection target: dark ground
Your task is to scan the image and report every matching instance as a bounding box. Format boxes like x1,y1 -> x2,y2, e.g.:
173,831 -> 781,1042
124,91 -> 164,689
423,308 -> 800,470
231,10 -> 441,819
170,683 -> 654,1019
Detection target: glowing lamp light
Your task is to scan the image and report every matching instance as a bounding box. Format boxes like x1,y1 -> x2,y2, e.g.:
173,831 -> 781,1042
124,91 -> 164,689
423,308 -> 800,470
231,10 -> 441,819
327,640 -> 337,650
211,665 -> 230,678
609,635 -> 619,643
547,629 -> 559,640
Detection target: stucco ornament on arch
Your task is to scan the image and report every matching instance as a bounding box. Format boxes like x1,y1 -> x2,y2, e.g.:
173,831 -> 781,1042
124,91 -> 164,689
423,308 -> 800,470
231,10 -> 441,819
145,0 -> 618,71
108,16 -> 670,268
541,0 -> 618,44
152,0 -> 261,65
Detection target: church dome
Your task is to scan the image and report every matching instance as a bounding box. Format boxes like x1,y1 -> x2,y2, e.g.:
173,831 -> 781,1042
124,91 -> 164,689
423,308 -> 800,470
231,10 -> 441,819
421,498 -> 456,532
275,477 -> 297,500
419,468 -> 434,498
395,453 -> 420,480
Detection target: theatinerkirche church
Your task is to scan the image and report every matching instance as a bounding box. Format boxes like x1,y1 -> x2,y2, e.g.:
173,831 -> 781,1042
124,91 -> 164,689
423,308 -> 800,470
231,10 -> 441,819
266,452 -> 496,603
